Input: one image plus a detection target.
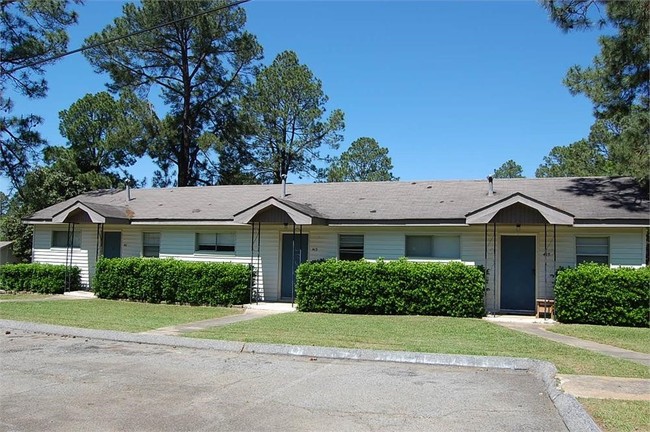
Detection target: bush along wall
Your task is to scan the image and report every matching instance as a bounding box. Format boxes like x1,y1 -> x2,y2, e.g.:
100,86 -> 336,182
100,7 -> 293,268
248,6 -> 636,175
295,259 -> 486,317
554,263 -> 650,327
93,257 -> 251,306
0,263 -> 80,294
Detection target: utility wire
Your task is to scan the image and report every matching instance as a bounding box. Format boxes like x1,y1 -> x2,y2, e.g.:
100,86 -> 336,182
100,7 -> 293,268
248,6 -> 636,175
4,0 -> 251,74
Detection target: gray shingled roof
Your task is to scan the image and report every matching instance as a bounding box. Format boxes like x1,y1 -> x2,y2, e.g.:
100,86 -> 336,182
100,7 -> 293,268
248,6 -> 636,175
24,177 -> 649,224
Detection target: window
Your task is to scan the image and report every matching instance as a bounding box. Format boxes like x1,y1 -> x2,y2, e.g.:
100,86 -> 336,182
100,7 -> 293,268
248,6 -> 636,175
405,235 -> 460,259
576,237 -> 609,265
406,236 -> 431,257
195,233 -> 235,253
339,235 -> 364,261
433,236 -> 461,259
142,232 -> 161,258
52,230 -> 80,248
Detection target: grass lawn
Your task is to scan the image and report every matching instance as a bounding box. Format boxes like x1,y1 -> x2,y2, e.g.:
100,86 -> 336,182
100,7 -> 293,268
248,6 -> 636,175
548,324 -> 650,354
579,398 -> 650,432
0,299 -> 242,332
190,313 -> 649,378
0,293 -> 56,301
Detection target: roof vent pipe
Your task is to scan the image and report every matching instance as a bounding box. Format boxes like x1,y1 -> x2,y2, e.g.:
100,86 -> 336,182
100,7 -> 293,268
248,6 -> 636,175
281,174 -> 287,198
126,182 -> 131,202
487,176 -> 494,196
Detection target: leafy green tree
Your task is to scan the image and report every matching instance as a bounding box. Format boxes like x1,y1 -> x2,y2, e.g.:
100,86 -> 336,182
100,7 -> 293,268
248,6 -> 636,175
493,160 -> 524,179
243,50 -> 345,183
541,0 -> 649,184
0,191 -> 7,217
0,160 -> 116,262
0,0 -> 80,193
536,139 -> 610,178
326,137 -> 398,182
84,0 -> 262,187
55,91 -> 157,182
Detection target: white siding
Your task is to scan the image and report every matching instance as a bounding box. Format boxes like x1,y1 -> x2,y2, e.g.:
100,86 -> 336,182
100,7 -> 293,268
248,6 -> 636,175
158,226 -> 259,296
610,231 -> 645,266
259,228 -> 279,300
308,226 -> 337,260
32,225 -> 92,286
30,223 -> 646,306
120,226 -> 142,258
364,232 -> 403,260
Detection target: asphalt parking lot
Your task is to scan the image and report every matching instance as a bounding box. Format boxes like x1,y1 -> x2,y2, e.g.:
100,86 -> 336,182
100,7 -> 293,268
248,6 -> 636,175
1,330 -> 568,432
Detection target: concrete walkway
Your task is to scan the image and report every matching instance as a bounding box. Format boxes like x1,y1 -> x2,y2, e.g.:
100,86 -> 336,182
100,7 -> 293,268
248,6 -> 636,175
493,320 -> 650,367
0,291 -> 97,302
143,303 -> 295,336
557,375 -> 650,401
488,319 -> 650,401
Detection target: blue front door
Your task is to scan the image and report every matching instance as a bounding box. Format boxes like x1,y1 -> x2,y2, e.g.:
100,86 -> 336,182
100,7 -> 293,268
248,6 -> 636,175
500,236 -> 536,311
280,233 -> 308,299
103,232 -> 122,259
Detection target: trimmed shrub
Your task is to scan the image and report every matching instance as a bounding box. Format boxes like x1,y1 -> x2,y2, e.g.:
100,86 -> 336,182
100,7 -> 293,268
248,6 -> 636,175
93,257 -> 251,306
554,263 -> 650,327
0,263 -> 80,294
295,259 -> 485,317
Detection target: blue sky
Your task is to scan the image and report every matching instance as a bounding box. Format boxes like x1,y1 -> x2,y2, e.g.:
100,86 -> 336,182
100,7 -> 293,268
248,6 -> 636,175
4,0 -> 604,192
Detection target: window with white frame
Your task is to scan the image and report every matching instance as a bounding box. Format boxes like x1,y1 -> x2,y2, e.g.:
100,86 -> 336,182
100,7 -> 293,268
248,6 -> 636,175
576,237 -> 609,265
142,232 -> 161,258
405,235 -> 460,259
52,230 -> 81,248
339,235 -> 364,261
195,233 -> 236,253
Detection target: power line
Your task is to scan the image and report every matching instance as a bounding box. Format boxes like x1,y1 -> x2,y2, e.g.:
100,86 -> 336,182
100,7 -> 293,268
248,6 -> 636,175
4,0 -> 251,74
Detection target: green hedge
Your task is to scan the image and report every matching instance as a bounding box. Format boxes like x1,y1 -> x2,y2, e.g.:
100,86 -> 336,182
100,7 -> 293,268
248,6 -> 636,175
0,263 -> 80,294
93,257 -> 251,306
554,263 -> 650,327
295,259 -> 485,317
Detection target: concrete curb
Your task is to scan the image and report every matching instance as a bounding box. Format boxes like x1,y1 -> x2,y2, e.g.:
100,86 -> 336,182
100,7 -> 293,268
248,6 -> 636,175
0,319 -> 600,432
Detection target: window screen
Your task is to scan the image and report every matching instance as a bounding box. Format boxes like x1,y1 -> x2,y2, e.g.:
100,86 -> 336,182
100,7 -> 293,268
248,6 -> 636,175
142,232 -> 161,258
405,236 -> 432,257
52,230 -> 80,248
576,237 -> 609,265
216,232 -> 236,252
339,235 -> 364,261
195,233 -> 235,253
432,236 -> 461,259
406,235 -> 460,259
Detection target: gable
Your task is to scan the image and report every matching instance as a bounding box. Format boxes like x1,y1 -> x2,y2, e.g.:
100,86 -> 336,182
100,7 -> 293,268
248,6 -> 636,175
491,203 -> 548,224
466,193 -> 574,225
